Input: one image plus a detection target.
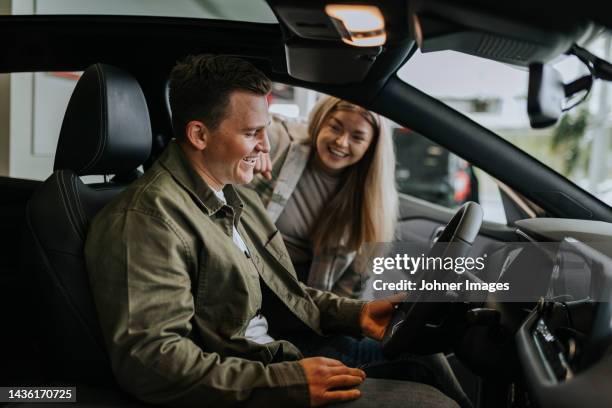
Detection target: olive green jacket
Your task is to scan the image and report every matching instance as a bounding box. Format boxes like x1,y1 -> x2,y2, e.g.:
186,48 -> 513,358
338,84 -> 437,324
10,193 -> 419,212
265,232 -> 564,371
85,141 -> 366,407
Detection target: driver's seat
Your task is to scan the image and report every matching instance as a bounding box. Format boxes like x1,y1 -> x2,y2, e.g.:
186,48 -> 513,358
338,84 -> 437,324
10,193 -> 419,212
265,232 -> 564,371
23,63 -> 152,385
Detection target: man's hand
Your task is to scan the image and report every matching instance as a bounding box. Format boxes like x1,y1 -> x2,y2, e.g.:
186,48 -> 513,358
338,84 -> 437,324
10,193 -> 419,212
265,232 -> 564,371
254,152 -> 272,180
359,294 -> 407,341
300,357 -> 365,407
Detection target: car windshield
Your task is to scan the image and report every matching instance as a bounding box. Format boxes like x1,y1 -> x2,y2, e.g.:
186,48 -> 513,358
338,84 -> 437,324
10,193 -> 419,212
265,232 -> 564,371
397,29 -> 612,207
4,0 -> 277,24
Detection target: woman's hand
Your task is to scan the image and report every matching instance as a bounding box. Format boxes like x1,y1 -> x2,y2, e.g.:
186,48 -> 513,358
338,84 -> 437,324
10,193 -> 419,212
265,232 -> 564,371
359,294 -> 406,341
255,152 -> 272,180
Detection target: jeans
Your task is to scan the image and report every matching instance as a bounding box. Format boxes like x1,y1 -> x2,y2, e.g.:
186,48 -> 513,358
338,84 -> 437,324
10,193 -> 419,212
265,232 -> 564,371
285,333 -> 472,408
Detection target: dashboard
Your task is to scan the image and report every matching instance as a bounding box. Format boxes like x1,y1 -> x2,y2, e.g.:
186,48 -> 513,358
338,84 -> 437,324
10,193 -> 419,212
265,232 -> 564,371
510,219 -> 612,408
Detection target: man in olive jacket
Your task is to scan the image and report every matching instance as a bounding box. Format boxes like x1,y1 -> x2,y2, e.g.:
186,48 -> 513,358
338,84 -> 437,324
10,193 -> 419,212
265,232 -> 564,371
85,55 -> 457,408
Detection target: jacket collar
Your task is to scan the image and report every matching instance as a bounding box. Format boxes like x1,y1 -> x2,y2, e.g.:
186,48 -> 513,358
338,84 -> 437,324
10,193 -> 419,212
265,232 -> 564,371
158,140 -> 244,217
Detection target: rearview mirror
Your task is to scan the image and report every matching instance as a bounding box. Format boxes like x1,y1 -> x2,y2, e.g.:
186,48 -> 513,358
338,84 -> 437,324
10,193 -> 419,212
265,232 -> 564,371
527,63 -> 565,128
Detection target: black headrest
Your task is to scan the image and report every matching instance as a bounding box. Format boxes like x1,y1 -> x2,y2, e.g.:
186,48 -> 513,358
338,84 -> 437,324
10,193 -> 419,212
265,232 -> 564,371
54,64 -> 152,176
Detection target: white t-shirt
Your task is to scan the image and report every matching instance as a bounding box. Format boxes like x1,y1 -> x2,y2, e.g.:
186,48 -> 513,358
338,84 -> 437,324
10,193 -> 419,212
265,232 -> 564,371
213,189 -> 274,344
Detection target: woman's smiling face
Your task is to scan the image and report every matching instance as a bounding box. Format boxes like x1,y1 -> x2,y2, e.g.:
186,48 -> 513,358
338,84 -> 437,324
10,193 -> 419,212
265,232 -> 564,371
314,109 -> 375,174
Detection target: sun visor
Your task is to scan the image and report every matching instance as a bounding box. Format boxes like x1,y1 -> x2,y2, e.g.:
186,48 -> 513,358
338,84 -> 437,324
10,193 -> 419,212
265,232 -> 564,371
273,4 -> 382,83
284,41 -> 381,83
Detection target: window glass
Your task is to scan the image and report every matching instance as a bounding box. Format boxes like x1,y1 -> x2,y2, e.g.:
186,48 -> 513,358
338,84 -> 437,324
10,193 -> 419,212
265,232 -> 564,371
397,30 -> 612,207
392,127 -> 506,224
0,71 -> 109,183
0,71 -> 83,180
268,83 -> 508,224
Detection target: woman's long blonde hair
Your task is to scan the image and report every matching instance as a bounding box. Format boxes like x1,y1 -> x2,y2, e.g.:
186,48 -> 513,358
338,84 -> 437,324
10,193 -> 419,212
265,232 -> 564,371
308,96 -> 398,254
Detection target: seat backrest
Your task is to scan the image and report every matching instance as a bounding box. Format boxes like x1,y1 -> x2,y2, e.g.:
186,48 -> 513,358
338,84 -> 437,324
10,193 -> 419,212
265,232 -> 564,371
24,64 -> 152,384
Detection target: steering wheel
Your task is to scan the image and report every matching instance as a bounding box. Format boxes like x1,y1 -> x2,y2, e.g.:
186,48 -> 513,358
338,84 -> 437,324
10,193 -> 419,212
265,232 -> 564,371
381,201 -> 483,357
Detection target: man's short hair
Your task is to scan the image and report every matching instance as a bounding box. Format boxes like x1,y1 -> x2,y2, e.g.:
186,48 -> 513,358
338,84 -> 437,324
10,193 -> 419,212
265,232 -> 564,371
169,54 -> 271,139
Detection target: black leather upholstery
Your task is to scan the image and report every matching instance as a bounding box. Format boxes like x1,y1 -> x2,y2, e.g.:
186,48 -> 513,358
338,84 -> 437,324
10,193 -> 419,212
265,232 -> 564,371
54,64 -> 151,176
24,64 -> 152,384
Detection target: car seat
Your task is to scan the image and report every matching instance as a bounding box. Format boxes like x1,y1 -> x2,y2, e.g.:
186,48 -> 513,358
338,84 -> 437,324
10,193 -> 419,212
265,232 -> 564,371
23,63 -> 152,386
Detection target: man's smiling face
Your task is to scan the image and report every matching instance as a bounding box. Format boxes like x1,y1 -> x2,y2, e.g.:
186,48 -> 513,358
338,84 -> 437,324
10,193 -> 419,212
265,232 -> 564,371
201,91 -> 270,188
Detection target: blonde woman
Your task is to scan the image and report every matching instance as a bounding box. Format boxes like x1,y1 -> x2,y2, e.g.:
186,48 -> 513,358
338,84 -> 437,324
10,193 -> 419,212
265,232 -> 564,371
252,96 -> 472,407
252,96 -> 398,298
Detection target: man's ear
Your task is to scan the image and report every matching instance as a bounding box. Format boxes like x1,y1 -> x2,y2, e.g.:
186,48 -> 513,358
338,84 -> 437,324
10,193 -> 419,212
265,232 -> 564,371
185,120 -> 208,151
